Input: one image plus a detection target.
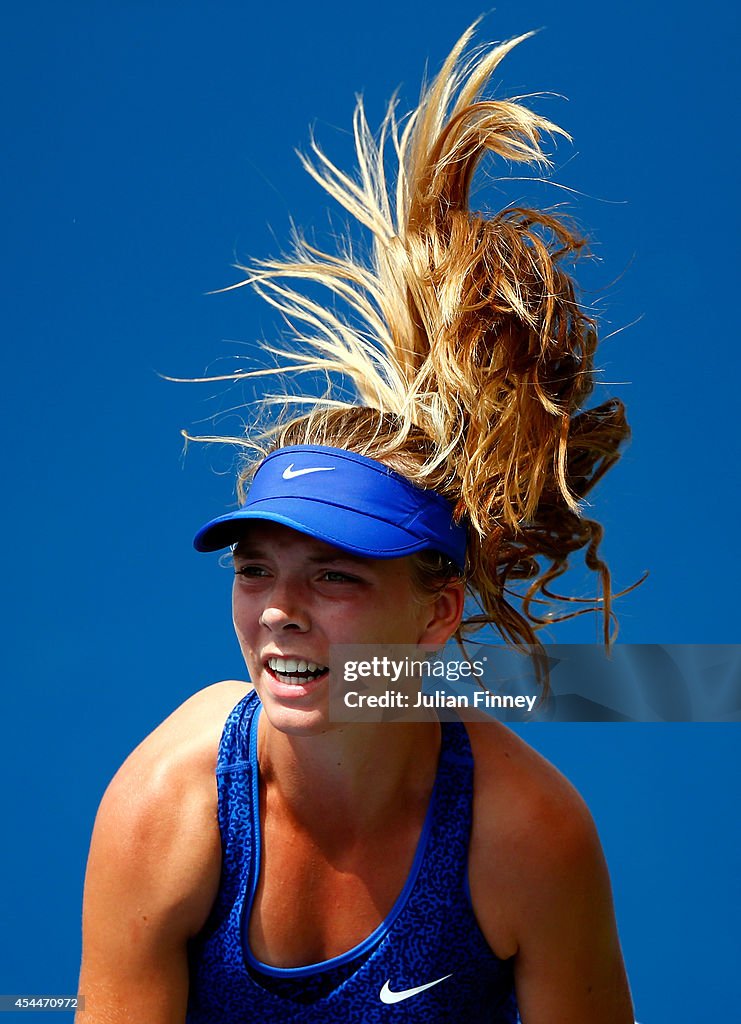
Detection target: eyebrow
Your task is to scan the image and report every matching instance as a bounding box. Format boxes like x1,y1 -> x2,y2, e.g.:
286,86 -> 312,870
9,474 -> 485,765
233,547 -> 371,567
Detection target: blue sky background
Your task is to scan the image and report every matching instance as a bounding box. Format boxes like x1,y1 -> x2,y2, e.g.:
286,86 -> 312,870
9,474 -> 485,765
1,2 -> 739,1021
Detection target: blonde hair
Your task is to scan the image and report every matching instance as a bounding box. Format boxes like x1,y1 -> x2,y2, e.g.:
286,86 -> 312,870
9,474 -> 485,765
193,23 -> 632,661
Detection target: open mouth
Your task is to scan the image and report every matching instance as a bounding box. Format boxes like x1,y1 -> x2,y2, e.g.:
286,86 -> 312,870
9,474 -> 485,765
266,656 -> 329,686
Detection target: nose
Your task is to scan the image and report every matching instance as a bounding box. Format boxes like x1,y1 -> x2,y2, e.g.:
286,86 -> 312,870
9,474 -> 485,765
259,582 -> 310,633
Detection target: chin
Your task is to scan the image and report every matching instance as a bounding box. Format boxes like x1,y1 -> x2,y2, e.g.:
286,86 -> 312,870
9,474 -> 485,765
260,700 -> 336,738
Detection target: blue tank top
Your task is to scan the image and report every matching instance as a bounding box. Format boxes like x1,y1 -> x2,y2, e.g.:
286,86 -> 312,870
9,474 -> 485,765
186,690 -> 519,1022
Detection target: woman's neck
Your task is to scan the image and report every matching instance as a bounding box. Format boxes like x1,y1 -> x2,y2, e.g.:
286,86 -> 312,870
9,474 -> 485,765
257,716 -> 441,831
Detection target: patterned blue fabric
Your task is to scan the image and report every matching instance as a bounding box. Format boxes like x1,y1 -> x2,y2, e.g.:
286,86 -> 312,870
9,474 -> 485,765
186,691 -> 519,1022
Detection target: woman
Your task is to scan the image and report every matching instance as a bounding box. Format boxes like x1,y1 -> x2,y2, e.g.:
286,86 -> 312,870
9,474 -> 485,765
77,25 -> 635,1022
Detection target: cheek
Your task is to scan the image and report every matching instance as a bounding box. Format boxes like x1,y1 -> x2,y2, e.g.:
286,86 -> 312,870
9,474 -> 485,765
354,592 -> 430,643
232,587 -> 258,638
232,604 -> 261,671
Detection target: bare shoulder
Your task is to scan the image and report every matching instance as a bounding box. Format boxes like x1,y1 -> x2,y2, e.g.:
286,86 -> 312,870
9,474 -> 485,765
102,678 -> 251,825
113,678 -> 252,785
467,719 -> 597,839
465,720 -> 606,956
86,679 -> 251,938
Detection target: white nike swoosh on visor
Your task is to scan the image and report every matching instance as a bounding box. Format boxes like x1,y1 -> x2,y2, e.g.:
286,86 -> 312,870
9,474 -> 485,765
281,464 -> 336,479
379,974 -> 453,1004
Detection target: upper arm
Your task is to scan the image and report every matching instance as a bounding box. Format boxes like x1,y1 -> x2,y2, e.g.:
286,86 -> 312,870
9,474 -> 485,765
76,681 -> 246,1024
77,764 -> 218,1023
467,726 -> 633,1024
510,805 -> 634,1024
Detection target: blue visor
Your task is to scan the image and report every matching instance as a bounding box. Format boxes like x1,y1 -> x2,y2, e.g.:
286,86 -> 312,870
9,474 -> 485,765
193,445 -> 467,569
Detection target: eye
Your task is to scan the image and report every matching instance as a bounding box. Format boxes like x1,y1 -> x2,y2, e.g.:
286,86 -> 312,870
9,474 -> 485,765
234,564 -> 270,578
320,570 -> 360,583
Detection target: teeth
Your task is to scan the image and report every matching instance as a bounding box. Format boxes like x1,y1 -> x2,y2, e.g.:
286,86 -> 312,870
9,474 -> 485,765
268,657 -> 328,675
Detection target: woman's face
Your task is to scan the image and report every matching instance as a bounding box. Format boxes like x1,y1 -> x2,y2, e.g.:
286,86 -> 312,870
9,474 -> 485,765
231,521 -> 462,733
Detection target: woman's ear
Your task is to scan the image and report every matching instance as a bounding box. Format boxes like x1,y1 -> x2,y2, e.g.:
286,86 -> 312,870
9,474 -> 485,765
418,580 -> 465,646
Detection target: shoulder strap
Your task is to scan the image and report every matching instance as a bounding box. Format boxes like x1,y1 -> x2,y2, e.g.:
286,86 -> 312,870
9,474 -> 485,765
215,689 -> 260,773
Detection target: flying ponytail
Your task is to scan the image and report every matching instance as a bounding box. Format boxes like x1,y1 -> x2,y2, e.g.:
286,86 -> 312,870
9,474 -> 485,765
193,22 -> 632,658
